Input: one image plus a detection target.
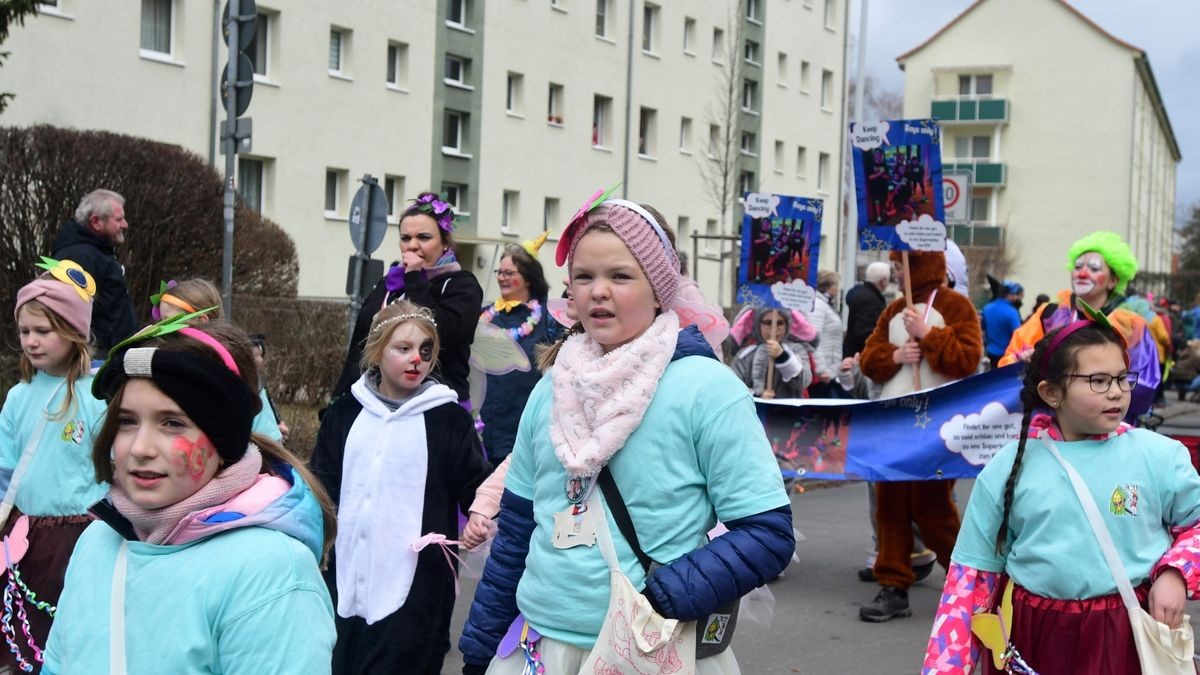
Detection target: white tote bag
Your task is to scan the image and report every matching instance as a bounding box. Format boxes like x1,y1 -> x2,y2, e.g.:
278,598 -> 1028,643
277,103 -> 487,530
1042,436 -> 1195,675
580,490 -> 698,675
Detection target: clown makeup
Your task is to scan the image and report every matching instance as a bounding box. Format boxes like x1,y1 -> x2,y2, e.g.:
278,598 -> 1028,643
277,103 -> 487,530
1072,252 -> 1116,308
112,379 -> 222,509
377,321 -> 436,399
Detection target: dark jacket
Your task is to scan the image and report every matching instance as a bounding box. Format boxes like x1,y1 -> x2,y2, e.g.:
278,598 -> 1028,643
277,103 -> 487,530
458,326 -> 795,666
843,281 -> 886,358
51,218 -> 138,354
333,264 -> 484,402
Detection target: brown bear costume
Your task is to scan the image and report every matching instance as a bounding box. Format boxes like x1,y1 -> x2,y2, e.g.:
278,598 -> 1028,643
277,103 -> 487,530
859,250 -> 982,613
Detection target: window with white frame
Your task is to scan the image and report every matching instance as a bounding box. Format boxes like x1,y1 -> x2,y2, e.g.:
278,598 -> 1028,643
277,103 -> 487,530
777,52 -> 788,85
384,176 -> 405,221
506,72 -> 524,114
679,116 -> 693,152
548,83 -> 564,124
746,0 -> 761,23
325,169 -> 346,214
595,0 -> 610,37
817,152 -> 829,191
676,216 -> 690,255
247,12 -> 270,79
820,69 -> 833,109
387,42 -> 409,88
707,124 -> 720,158
238,158 -> 264,213
444,110 -> 467,152
796,145 -> 808,177
971,194 -> 990,222
447,0 -> 468,28
712,27 -> 725,62
442,183 -> 467,213
955,135 -> 991,159
740,131 -> 756,156
543,197 -> 560,231
140,0 -> 173,56
958,74 -> 993,96
445,54 -> 470,87
642,3 -> 659,53
739,171 -> 756,195
592,95 -> 612,147
705,218 -> 717,253
329,28 -> 349,75
742,79 -> 758,112
824,0 -> 836,29
501,190 -> 519,233
799,60 -> 811,91
744,40 -> 760,65
774,140 -> 785,173
683,17 -> 695,53
638,107 -> 657,156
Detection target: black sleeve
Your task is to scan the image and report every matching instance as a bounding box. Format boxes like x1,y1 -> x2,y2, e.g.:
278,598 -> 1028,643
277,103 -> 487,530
309,397 -> 360,506
441,405 -> 494,515
405,271 -> 484,356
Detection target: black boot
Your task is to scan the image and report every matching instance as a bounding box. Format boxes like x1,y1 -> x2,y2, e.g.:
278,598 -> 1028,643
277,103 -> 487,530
859,585 -> 911,622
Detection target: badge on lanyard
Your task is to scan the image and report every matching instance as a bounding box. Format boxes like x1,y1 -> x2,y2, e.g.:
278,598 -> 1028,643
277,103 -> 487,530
552,502 -> 597,549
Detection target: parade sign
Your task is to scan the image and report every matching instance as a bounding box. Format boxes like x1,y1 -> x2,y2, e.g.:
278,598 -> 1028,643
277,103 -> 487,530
757,364 -> 1023,481
736,192 -> 823,313
850,119 -> 947,252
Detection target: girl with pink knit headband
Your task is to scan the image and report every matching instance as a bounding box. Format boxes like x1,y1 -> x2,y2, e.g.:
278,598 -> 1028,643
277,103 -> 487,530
460,189 -> 794,674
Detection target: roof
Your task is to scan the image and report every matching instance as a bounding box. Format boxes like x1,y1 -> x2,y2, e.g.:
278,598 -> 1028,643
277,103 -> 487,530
896,0 -> 1181,161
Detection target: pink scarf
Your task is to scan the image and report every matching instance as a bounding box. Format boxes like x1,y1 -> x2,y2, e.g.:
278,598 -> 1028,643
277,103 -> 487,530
549,311 -> 678,477
1028,412 -> 1132,441
109,445 -> 263,545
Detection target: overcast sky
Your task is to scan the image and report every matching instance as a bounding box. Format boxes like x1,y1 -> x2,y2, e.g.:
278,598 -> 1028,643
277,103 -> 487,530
849,0 -> 1199,222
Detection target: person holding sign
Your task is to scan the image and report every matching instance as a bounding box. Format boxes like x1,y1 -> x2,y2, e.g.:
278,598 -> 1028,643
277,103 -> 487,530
857,250 -> 982,622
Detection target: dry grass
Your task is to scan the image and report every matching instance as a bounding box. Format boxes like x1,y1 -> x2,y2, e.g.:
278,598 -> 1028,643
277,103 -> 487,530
279,402 -> 322,460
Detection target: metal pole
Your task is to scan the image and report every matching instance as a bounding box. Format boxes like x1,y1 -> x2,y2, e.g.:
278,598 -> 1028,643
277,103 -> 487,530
621,0 -> 635,198
841,0 -> 869,294
221,0 -> 239,318
208,0 -> 220,168
345,175 -> 375,347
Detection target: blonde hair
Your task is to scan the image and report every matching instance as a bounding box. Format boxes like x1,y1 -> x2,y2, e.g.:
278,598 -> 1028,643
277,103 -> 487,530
360,300 -> 440,374
17,300 -> 92,418
162,278 -> 224,321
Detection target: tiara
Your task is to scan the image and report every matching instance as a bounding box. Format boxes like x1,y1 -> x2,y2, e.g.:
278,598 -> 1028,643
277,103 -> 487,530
371,311 -> 438,336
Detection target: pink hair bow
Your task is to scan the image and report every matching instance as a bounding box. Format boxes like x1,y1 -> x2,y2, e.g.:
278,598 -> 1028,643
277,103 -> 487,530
411,532 -> 475,596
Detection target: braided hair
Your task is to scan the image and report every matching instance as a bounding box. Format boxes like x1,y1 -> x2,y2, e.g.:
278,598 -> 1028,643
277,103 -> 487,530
993,322 -> 1127,554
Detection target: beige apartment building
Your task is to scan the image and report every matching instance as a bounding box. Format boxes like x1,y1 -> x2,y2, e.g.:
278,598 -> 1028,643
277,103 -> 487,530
4,0 -> 848,303
897,0 -> 1179,300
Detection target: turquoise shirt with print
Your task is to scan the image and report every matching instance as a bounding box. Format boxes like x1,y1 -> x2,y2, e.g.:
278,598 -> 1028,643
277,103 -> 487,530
0,371 -> 108,516
252,388 -> 283,442
953,429 -> 1200,599
506,355 -> 790,649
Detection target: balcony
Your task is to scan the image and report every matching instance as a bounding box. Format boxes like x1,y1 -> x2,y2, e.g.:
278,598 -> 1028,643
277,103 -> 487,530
944,159 -> 1006,187
949,222 -> 1004,248
931,96 -> 1009,124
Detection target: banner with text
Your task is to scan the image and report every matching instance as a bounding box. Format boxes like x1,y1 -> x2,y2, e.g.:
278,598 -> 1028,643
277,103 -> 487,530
736,192 -> 823,313
758,364 -> 1023,481
849,118 -> 947,252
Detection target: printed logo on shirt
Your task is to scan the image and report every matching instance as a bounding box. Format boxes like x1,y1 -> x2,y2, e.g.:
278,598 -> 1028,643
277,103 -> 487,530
701,613 -> 731,644
60,420 -> 85,445
1110,483 -> 1140,516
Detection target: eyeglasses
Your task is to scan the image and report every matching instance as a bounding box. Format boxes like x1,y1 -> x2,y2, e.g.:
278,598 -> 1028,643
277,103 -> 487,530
494,269 -> 520,279
1065,372 -> 1139,393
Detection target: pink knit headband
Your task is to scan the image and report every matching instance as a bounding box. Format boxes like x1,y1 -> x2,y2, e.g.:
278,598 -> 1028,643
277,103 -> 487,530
560,200 -> 680,308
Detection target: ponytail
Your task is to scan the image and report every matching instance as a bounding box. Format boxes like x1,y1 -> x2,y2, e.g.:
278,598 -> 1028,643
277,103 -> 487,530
995,406 -> 1032,555
535,322 -> 583,372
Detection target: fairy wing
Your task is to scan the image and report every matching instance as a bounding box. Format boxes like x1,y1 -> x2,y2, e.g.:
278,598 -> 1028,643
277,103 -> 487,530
546,297 -> 575,329
970,580 -> 1015,671
469,322 -> 531,376
675,299 -> 731,355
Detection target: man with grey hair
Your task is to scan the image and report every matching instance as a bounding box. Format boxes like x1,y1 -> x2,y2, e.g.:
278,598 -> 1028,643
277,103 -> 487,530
842,261 -> 891,358
51,189 -> 137,353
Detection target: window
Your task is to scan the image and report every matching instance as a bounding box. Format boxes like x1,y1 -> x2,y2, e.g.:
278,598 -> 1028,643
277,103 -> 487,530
712,28 -> 725,62
447,0 -> 468,27
677,217 -> 691,257
707,124 -> 720,158
739,131 -> 756,156
247,13 -> 270,78
683,17 -> 695,52
742,79 -> 758,112
744,40 -> 760,65
799,60 -> 811,91
820,69 -> 833,109
739,171 -> 756,195
824,0 -> 836,29
955,135 -> 991,159
592,95 -> 612,147
445,54 -> 469,87
238,158 -> 264,213
140,0 -> 172,55
506,72 -> 524,114
329,28 -> 348,75
971,194 -> 990,222
746,0 -> 761,22
325,169 -> 346,214
387,42 -> 409,88
958,73 -> 993,96
705,218 -> 717,253
642,3 -> 659,53
547,83 -> 564,124
543,197 -> 560,231
817,152 -> 829,191
384,176 -> 405,220
774,141 -> 785,173
442,183 -> 468,213
595,0 -> 610,37
551,0 -> 564,8
796,146 -> 808,177
637,107 -> 657,156
444,110 -> 467,152
501,190 -> 519,233
679,116 -> 693,152
777,52 -> 788,84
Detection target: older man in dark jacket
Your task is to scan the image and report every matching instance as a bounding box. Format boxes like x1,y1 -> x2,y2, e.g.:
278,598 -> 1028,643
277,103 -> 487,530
842,261 -> 890,358
52,189 -> 138,354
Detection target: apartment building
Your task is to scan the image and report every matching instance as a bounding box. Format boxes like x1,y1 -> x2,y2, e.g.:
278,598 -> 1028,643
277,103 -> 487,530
897,0 -> 1179,299
4,0 -> 848,303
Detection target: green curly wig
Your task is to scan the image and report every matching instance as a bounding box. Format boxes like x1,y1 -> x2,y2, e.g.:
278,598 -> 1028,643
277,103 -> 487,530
1066,231 -> 1138,296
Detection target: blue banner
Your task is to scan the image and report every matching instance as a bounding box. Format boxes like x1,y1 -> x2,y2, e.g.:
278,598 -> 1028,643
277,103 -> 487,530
758,365 -> 1024,481
849,118 -> 946,252
735,192 -> 823,311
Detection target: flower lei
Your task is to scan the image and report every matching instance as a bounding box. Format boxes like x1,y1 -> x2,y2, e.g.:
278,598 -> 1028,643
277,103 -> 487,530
481,300 -> 542,341
402,193 -> 455,232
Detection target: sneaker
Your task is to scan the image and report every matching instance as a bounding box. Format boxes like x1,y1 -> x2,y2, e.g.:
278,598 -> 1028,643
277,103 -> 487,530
859,586 -> 912,623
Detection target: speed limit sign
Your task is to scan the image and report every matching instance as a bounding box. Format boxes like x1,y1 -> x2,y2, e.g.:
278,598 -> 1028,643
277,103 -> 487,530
943,170 -> 972,223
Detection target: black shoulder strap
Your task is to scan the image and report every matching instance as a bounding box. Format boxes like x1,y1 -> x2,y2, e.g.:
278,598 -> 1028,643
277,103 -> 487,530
597,467 -> 656,573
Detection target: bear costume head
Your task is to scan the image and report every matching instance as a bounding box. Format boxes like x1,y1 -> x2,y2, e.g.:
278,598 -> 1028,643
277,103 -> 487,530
888,250 -> 945,303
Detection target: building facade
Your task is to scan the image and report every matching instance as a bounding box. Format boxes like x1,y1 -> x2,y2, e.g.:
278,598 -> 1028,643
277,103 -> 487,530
897,0 -> 1180,300
5,0 -> 848,303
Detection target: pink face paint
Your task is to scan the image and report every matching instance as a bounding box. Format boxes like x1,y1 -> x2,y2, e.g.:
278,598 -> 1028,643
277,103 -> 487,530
172,434 -> 216,482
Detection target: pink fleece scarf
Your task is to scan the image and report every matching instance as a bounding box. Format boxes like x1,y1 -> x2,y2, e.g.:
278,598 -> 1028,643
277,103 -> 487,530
549,311 -> 678,477
109,444 -> 263,544
1028,412 -> 1132,441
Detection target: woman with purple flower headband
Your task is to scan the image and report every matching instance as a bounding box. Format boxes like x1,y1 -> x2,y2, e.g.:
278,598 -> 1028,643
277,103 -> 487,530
333,191 -> 483,404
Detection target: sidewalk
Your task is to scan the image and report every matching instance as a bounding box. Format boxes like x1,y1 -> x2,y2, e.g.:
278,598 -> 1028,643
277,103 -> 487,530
1152,399 -> 1200,436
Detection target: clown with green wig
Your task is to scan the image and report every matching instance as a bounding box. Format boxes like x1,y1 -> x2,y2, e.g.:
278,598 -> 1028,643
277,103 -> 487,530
999,231 -> 1161,420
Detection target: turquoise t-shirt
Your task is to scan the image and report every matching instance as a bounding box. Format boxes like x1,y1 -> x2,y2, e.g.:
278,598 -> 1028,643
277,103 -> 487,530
506,355 -> 790,649
0,371 -> 108,516
251,388 -> 283,442
43,522 -> 335,674
953,428 -> 1200,599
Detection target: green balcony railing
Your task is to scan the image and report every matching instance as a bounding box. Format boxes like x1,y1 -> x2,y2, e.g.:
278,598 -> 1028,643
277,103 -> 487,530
946,161 -> 1006,186
949,224 -> 1004,248
930,97 -> 1009,124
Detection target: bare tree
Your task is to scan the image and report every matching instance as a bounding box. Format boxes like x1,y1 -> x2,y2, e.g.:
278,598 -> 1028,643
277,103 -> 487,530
698,0 -> 747,225
0,0 -> 40,114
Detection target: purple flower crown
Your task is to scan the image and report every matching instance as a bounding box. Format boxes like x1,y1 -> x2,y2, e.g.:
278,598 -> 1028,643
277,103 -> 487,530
403,193 -> 455,233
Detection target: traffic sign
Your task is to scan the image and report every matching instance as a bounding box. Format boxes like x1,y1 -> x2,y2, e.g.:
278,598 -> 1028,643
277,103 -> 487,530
347,181 -> 389,255
220,53 -> 254,117
943,170 -> 973,224
222,0 -> 258,51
